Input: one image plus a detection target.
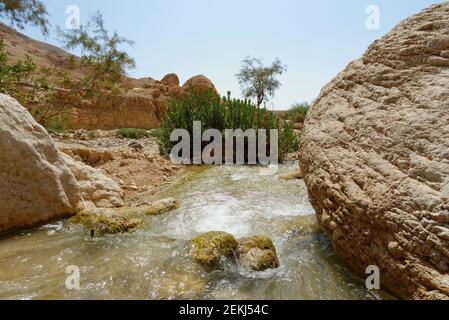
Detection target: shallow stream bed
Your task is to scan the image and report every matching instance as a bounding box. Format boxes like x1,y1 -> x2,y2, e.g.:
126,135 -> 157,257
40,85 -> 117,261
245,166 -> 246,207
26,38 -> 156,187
0,163 -> 387,300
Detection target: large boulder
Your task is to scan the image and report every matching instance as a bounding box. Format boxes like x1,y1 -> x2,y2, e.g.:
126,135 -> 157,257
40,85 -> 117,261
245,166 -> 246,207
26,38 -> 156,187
0,94 -> 124,233
182,75 -> 218,95
161,73 -> 180,87
299,3 -> 449,300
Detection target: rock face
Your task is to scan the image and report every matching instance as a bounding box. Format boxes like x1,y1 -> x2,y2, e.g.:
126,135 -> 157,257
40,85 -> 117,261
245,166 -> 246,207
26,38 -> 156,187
64,155 -> 124,209
299,3 -> 449,300
66,74 -> 218,130
0,94 -> 124,233
67,77 -> 183,130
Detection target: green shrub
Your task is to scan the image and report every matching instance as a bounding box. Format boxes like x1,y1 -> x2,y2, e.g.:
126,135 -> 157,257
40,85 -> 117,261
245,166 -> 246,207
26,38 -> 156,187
117,128 -> 150,139
278,121 -> 300,161
157,88 -> 299,162
285,102 -> 310,124
45,113 -> 69,133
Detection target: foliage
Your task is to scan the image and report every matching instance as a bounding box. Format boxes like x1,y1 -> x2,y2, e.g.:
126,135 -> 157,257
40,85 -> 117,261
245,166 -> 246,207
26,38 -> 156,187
0,0 -> 49,34
45,113 -> 70,134
57,11 -> 136,90
0,40 -> 50,115
236,57 -> 287,108
117,128 -> 150,140
157,88 -> 299,162
0,12 -> 135,128
278,121 -> 299,160
285,102 -> 310,123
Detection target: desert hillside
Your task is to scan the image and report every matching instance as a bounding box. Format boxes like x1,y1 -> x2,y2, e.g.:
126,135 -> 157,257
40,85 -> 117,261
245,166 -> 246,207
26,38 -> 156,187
0,22 -> 217,130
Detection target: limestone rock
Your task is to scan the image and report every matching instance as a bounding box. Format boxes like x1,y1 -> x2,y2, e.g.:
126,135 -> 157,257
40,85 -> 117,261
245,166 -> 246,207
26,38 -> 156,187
0,94 -> 125,233
0,94 -> 83,232
161,73 -> 180,87
142,198 -> 180,216
68,93 -> 161,130
64,154 -> 124,209
299,3 -> 449,300
71,208 -> 142,237
237,236 -> 280,271
190,231 -> 238,269
182,75 -> 218,95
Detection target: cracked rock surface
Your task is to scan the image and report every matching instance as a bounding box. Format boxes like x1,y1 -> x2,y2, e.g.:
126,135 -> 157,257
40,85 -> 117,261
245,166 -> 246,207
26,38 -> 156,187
299,3 -> 449,299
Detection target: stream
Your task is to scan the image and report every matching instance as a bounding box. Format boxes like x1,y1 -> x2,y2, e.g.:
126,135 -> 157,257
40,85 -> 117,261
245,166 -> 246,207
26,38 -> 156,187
0,163 -> 387,300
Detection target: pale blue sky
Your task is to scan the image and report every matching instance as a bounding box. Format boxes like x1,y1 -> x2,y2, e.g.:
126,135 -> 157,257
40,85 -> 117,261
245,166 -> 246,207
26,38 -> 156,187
4,0 -> 445,109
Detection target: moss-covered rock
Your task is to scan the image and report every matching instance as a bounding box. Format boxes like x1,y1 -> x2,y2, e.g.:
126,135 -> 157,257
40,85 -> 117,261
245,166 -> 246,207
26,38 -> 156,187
237,236 -> 280,271
70,209 -> 143,237
190,231 -> 238,269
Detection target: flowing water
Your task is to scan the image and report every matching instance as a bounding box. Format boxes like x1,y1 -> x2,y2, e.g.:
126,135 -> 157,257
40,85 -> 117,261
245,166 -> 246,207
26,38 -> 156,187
0,163 -> 387,300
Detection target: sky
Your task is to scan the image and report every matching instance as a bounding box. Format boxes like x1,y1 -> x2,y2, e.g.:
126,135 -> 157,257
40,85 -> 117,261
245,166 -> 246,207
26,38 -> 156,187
3,0 -> 445,109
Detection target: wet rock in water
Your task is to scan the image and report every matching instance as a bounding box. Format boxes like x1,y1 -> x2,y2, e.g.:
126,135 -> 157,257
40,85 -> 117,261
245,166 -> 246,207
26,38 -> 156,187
237,236 -> 280,271
141,198 -> 180,216
299,3 -> 449,299
190,231 -> 238,269
280,169 -> 303,181
71,209 -> 142,237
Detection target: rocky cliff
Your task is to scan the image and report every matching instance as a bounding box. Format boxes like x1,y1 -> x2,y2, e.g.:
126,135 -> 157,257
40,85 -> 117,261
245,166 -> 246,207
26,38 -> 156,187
299,3 -> 449,299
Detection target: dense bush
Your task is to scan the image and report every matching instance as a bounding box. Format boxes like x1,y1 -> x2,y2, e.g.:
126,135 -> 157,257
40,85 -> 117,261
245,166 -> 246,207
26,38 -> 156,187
157,89 -> 298,162
285,102 -> 310,124
117,128 -> 150,139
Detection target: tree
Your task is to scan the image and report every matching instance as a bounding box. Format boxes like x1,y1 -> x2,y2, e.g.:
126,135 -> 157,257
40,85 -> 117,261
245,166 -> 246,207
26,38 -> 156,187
0,0 -> 49,34
57,11 -> 136,90
236,57 -> 287,109
0,12 -> 135,127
